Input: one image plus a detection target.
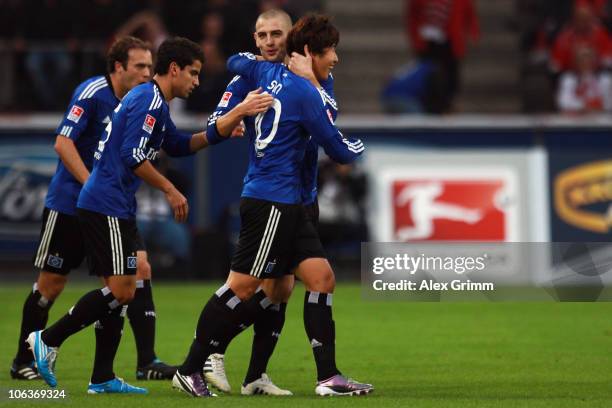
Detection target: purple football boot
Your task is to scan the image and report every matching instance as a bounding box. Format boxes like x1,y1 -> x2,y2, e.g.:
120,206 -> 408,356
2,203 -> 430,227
315,374 -> 374,396
172,371 -> 217,397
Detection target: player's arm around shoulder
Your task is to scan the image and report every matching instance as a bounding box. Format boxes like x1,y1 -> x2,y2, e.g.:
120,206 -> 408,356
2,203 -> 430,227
206,75 -> 272,144
226,52 -> 276,81
300,84 -> 364,165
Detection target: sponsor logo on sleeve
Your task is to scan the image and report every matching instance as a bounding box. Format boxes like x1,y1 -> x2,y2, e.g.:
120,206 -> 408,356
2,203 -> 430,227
67,105 -> 84,123
219,92 -> 232,108
142,114 -> 156,134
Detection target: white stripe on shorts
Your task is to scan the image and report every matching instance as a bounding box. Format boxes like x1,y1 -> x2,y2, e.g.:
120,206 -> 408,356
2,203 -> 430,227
34,210 -> 58,269
107,216 -> 124,275
250,206 -> 281,278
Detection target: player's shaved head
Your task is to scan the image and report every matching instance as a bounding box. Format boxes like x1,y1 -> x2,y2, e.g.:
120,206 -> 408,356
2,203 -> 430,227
253,9 -> 293,62
255,9 -> 292,32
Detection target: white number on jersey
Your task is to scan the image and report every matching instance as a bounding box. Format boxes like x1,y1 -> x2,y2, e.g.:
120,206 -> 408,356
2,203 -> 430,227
254,98 -> 282,157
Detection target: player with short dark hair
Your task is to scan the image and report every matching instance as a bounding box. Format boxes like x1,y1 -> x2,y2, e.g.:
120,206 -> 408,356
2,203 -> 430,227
201,9 -> 338,396
173,14 -> 373,398
27,37 -> 222,395
11,36 -> 176,382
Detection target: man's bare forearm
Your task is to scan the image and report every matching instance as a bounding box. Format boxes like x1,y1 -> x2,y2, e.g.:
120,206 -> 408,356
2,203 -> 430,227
133,160 -> 174,193
215,105 -> 248,137
190,131 -> 209,152
54,136 -> 89,184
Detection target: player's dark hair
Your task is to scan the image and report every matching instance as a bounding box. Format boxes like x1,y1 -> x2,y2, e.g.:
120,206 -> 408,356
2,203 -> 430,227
286,14 -> 339,56
154,37 -> 205,75
106,36 -> 151,74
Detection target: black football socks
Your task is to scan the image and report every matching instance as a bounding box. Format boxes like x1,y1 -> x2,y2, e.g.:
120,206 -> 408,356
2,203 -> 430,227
303,291 -> 340,381
179,285 -> 264,375
42,287 -> 121,347
91,305 -> 126,384
244,301 -> 287,384
15,284 -> 54,365
127,279 -> 157,367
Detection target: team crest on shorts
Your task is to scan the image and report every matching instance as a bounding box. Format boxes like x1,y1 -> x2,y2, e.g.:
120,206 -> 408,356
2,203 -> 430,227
127,256 -> 138,269
264,259 -> 277,274
47,254 -> 64,269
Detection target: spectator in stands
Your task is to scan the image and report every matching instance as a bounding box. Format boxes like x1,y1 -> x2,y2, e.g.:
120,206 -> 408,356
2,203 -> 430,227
185,11 -> 234,112
582,0 -> 612,30
518,0 -> 574,63
19,0 -> 78,110
381,60 -> 437,113
114,10 -> 168,51
405,0 -> 479,113
550,1 -> 612,74
0,0 -> 21,110
556,45 -> 612,112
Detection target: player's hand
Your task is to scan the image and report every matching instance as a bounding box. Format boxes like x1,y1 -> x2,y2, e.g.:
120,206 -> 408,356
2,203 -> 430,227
238,88 -> 274,117
230,121 -> 245,138
165,186 -> 189,223
288,45 -> 315,82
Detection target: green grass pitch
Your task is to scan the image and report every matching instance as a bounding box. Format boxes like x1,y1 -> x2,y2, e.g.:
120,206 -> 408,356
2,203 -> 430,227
1,281 -> 612,407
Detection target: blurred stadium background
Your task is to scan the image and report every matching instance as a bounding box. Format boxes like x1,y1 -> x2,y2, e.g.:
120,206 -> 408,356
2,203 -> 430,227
1,1 -> 612,405
1,0 -> 611,279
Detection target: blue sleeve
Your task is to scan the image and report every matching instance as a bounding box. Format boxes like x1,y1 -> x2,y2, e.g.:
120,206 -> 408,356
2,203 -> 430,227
319,74 -> 338,121
301,86 -> 364,165
119,93 -> 161,169
206,75 -> 251,145
55,93 -> 96,141
162,117 -> 193,157
226,52 -> 274,82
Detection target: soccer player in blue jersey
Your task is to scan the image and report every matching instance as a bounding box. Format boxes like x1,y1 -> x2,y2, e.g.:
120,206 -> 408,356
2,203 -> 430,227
11,36 -> 176,382
201,9 -> 338,396
174,14 -> 373,397
27,37 -> 232,394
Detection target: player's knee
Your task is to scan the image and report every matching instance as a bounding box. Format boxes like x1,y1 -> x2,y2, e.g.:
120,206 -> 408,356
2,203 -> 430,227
226,271 -> 261,301
136,259 -> 152,280
108,279 -> 137,304
305,270 -> 335,293
273,280 -> 294,303
232,284 -> 258,301
38,283 -> 64,301
113,288 -> 136,304
37,273 -> 67,301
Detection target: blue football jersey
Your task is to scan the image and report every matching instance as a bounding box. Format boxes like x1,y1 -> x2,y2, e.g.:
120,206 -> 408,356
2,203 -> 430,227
226,53 -> 359,204
77,80 -> 193,219
301,74 -> 337,205
206,72 -> 338,206
45,76 -> 119,215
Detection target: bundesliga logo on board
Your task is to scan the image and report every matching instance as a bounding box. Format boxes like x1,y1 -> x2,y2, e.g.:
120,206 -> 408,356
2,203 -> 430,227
142,114 -> 156,134
67,105 -> 84,123
393,179 -> 507,241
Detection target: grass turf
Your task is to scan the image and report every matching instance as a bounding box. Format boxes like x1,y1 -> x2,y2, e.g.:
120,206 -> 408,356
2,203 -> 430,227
1,281 -> 611,407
